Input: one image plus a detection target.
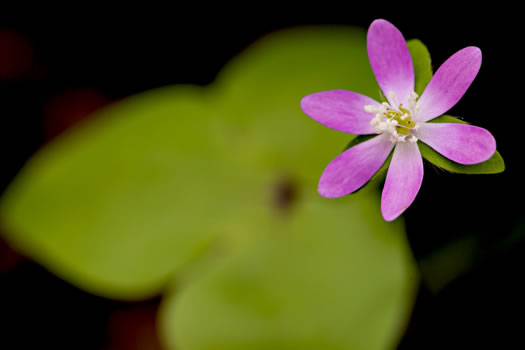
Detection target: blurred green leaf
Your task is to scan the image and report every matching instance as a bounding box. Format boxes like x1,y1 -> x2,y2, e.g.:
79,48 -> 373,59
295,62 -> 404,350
0,26 -> 387,300
0,87 -> 273,299
1,25 -> 418,349
212,26 -> 380,187
161,192 -> 417,350
420,115 -> 505,174
407,39 -> 432,95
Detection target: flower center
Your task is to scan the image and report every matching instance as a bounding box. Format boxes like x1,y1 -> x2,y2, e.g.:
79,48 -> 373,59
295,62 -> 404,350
364,91 -> 420,143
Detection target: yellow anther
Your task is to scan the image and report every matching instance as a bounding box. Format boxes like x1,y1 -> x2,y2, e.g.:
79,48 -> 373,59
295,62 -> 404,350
365,93 -> 419,143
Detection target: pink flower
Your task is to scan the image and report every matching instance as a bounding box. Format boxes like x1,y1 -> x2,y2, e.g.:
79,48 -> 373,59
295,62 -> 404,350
301,19 -> 496,221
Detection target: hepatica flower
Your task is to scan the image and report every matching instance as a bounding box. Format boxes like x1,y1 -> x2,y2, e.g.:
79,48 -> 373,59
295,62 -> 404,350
301,19 -> 497,221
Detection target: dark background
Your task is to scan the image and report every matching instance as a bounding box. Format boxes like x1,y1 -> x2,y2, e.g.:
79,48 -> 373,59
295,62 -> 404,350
1,9 -> 523,349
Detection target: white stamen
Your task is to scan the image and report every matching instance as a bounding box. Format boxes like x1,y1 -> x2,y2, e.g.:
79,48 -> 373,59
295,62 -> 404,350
364,105 -> 378,113
408,135 -> 418,143
370,115 -> 381,126
364,90 -> 420,144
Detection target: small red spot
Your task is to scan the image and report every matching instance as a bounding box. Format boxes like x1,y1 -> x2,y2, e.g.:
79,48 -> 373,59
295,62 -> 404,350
0,29 -> 33,80
44,88 -> 111,140
105,303 -> 163,350
0,236 -> 24,275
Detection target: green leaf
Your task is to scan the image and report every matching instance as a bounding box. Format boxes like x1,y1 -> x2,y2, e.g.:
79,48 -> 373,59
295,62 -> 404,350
419,115 -> 505,174
212,26 -> 380,187
407,39 -> 433,95
428,114 -> 468,124
373,152 -> 393,181
344,134 -> 376,150
1,26 -> 418,349
420,143 -> 505,174
0,87 -> 271,299
161,193 -> 417,350
379,88 -> 388,103
0,27 -> 390,300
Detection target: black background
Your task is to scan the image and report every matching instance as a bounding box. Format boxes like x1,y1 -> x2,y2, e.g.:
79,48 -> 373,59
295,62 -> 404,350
1,8 -> 523,349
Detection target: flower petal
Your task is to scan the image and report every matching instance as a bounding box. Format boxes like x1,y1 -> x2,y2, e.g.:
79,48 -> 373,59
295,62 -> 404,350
300,90 -> 379,135
381,142 -> 423,222
319,134 -> 394,198
367,19 -> 414,106
415,47 -> 481,122
417,122 -> 496,164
